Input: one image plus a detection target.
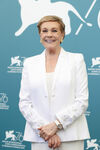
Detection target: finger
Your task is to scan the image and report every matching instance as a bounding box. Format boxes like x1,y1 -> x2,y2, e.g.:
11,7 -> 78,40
57,138 -> 61,147
44,135 -> 49,141
56,136 -> 61,148
40,132 -> 49,141
38,127 -> 42,130
50,136 -> 55,148
53,136 -> 61,149
48,138 -> 52,148
39,132 -> 45,138
39,130 -> 45,137
44,132 -> 51,141
40,132 -> 46,139
53,137 -> 58,149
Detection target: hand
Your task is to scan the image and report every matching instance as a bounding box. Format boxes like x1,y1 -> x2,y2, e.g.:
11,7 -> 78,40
48,134 -> 61,149
38,122 -> 58,141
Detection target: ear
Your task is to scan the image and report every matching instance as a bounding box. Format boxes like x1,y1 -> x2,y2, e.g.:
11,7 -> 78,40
62,32 -> 65,40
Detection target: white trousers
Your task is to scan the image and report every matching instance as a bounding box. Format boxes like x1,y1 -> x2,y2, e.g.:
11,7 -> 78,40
31,140 -> 84,150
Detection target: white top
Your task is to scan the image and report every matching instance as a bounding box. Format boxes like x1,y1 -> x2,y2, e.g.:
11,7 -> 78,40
46,72 -> 54,103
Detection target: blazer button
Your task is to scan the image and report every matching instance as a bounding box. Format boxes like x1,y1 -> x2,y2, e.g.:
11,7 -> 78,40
44,95 -> 47,98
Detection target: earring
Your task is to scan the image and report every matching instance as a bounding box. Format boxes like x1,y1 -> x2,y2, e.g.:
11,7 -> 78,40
40,39 -> 42,43
60,38 -> 63,43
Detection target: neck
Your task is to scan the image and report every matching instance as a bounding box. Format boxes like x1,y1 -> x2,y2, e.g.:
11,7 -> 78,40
46,46 -> 61,56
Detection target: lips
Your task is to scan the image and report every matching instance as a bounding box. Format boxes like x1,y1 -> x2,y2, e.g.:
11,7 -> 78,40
44,39 -> 56,43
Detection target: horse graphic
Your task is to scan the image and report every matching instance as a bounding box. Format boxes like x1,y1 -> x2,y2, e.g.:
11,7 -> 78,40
10,56 -> 22,66
91,57 -> 100,67
5,131 -> 16,141
86,139 -> 100,150
15,0 -> 92,36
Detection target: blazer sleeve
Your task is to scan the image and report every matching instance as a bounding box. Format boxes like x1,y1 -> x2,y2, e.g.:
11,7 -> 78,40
56,54 -> 89,129
19,59 -> 48,131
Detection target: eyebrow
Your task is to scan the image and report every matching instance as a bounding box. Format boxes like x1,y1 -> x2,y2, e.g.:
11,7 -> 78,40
41,27 -> 58,30
41,28 -> 48,30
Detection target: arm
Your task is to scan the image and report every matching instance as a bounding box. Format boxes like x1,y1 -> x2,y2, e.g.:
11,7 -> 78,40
19,59 -> 48,132
56,54 -> 89,129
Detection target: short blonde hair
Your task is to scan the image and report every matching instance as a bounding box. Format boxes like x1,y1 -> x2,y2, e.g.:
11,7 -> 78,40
37,15 -> 65,39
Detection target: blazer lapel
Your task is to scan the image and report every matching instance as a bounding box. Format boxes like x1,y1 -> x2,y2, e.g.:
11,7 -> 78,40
52,48 -> 66,92
40,48 -> 67,97
40,50 -> 48,98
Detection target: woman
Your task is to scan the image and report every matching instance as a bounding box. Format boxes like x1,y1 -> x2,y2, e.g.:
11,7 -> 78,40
19,15 -> 90,150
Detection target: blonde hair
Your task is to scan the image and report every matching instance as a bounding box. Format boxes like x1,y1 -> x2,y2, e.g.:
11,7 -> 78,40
37,15 -> 65,39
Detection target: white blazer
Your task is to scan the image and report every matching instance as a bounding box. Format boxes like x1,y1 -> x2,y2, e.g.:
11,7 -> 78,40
19,48 -> 90,142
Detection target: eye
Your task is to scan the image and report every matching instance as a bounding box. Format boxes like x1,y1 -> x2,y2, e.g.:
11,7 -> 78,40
42,29 -> 48,32
52,29 -> 57,32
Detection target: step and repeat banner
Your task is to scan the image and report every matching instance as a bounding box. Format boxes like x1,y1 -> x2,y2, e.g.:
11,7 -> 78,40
0,0 -> 100,149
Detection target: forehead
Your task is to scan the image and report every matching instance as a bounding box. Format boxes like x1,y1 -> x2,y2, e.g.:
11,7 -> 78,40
40,21 -> 60,29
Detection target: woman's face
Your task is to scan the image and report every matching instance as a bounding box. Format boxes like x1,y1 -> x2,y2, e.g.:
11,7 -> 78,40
40,21 -> 64,50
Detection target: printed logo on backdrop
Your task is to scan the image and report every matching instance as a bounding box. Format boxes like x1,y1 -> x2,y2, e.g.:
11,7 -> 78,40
2,130 -> 25,149
0,93 -> 9,110
86,139 -> 100,150
15,0 -> 99,36
7,56 -> 26,73
88,57 -> 100,75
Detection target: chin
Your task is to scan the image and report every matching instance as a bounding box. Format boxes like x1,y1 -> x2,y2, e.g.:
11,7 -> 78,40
45,46 -> 57,50
44,44 -> 58,50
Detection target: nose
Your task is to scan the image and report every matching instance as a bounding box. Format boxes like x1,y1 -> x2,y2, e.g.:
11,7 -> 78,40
47,31 -> 53,37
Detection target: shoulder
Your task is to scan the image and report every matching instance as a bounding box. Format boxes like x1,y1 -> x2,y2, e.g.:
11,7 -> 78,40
63,49 -> 84,62
23,53 -> 42,67
64,49 -> 83,58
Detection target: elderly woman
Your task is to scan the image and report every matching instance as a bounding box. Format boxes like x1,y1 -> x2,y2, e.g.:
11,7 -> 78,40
19,15 -> 90,150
